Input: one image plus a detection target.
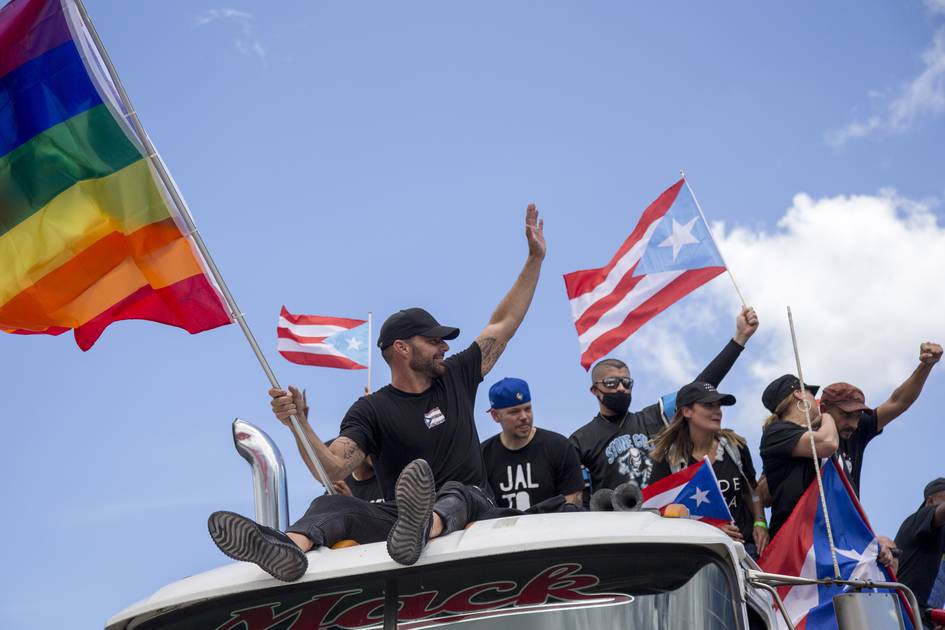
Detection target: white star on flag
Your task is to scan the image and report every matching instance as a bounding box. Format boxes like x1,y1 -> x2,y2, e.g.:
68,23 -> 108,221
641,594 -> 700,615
658,217 -> 700,261
347,337 -> 363,351
690,487 -> 710,506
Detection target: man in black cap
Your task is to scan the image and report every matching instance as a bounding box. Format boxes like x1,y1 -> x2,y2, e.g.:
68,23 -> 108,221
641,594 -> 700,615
207,204 -> 545,581
895,478 -> 945,629
820,341 -> 942,498
759,374 -> 839,537
569,306 -> 759,501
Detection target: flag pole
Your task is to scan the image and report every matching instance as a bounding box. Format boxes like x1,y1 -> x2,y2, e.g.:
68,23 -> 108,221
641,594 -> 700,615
787,306 -> 841,579
71,0 -> 335,495
680,170 -> 747,307
367,312 -> 373,393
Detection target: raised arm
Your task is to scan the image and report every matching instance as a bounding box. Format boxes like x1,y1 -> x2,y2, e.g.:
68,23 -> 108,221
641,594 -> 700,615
790,412 -> 840,458
476,203 -> 546,377
269,386 -> 366,482
875,342 -> 942,429
694,306 -> 759,386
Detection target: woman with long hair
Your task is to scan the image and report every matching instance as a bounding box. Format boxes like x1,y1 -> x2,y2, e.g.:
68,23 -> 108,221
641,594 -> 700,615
650,381 -> 769,557
759,375 -> 838,538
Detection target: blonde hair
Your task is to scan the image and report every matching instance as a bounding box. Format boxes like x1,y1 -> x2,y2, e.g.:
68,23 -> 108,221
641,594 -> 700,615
651,408 -> 747,469
763,392 -> 796,428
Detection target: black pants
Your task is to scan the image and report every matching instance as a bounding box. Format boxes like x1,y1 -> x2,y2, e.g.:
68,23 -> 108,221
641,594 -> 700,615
287,481 -> 520,548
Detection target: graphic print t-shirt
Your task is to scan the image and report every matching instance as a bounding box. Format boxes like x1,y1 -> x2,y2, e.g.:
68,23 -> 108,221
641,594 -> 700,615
339,342 -> 488,500
835,408 -> 882,497
895,504 -> 945,610
569,406 -> 665,493
480,427 -> 584,510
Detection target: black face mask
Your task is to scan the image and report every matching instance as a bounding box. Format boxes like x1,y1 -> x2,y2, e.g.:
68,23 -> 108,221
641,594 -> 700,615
600,391 -> 631,416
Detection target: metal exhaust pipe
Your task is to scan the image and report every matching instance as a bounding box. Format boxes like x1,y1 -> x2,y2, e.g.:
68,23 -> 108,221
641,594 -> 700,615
232,419 -> 289,531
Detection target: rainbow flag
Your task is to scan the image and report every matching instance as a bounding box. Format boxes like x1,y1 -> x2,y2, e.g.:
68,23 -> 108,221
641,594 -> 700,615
0,0 -> 232,350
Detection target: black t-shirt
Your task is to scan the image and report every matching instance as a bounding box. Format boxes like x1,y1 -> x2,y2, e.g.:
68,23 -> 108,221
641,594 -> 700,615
480,427 -> 584,510
649,439 -> 758,542
760,420 -> 818,537
835,408 -> 882,498
569,338 -> 746,494
345,474 -> 385,503
339,342 -> 488,500
570,405 -> 665,492
895,504 -> 945,610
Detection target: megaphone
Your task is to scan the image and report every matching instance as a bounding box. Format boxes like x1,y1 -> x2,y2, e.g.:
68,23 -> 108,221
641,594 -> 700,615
589,488 -> 615,512
589,483 -> 644,512
611,482 -> 643,511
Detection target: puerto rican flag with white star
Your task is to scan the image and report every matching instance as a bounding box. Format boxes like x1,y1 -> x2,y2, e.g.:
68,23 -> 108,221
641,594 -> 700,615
563,178 -> 727,369
277,306 -> 368,369
759,459 -> 916,629
640,456 -> 732,525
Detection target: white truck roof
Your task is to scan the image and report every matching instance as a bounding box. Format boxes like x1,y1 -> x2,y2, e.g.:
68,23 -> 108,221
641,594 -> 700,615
107,511 -> 744,629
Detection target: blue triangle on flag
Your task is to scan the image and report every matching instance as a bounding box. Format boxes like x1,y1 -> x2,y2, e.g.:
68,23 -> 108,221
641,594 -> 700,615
324,324 -> 369,366
633,186 -> 726,277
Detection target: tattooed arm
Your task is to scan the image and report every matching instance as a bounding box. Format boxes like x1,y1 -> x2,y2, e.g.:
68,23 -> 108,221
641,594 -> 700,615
476,203 -> 546,377
269,386 -> 366,482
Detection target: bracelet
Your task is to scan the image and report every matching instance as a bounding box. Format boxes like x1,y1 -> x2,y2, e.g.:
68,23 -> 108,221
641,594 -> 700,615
754,520 -> 768,529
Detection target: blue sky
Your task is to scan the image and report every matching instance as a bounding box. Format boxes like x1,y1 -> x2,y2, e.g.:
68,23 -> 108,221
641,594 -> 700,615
3,1 -> 945,627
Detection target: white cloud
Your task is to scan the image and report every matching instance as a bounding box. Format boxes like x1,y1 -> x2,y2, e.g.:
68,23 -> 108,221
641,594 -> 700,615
925,0 -> 945,15
194,8 -> 252,26
827,27 -> 945,146
629,190 -> 945,434
194,8 -> 267,65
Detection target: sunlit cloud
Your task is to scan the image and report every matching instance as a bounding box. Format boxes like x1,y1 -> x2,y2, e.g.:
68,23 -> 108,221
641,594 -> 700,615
827,25 -> 945,146
194,8 -> 267,65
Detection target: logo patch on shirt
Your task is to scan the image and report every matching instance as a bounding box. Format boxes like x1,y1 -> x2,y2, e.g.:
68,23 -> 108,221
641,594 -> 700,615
424,407 -> 446,429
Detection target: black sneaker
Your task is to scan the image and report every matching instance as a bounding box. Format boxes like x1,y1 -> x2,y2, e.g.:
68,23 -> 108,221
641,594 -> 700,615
207,511 -> 308,582
387,459 -> 435,565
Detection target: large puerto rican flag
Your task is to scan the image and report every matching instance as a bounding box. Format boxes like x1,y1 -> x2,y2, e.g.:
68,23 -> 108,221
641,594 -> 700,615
641,457 -> 732,525
277,306 -> 368,369
759,459 -> 915,630
564,179 -> 727,369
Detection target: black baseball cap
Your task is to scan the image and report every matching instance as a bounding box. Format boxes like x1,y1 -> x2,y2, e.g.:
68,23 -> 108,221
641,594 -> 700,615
377,308 -> 459,350
676,381 -> 736,407
924,478 -> 945,499
762,374 -> 819,413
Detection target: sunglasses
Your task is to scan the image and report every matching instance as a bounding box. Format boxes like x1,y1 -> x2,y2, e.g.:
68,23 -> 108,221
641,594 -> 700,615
594,377 -> 634,390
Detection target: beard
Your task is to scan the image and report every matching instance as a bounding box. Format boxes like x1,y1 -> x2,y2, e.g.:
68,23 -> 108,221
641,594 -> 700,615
409,352 -> 446,378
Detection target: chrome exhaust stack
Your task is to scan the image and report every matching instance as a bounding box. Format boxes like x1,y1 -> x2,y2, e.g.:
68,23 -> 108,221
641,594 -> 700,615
232,419 -> 289,531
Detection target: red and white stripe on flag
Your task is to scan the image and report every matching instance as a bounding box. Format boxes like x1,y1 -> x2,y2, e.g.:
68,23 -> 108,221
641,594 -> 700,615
277,306 -> 368,370
563,180 -> 725,370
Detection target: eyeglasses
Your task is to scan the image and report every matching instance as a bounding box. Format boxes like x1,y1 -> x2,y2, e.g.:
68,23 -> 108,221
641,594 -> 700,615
594,377 -> 634,390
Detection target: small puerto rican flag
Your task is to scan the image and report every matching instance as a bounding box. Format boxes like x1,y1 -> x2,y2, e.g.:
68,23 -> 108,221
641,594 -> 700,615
640,456 -> 732,525
277,306 -> 368,370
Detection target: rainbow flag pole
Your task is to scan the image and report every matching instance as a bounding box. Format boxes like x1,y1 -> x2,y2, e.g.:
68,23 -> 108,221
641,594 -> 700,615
0,0 -> 335,493
70,0 -> 336,493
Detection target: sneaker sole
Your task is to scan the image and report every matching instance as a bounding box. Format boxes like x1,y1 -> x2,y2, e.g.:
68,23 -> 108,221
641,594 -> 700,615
208,511 -> 307,582
387,459 -> 435,565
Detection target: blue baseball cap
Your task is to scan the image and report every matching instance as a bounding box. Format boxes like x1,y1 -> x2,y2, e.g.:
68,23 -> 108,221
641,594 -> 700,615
488,377 -> 531,410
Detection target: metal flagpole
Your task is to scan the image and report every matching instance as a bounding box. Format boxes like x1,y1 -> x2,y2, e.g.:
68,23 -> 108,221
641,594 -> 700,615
787,307 -> 841,579
680,170 -> 747,307
71,0 -> 336,494
367,312 -> 373,393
